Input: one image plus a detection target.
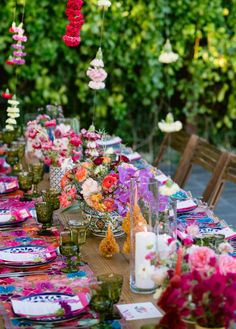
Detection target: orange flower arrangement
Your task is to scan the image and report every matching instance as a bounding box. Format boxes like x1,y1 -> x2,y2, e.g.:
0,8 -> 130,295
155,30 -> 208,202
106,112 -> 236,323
99,224 -> 120,258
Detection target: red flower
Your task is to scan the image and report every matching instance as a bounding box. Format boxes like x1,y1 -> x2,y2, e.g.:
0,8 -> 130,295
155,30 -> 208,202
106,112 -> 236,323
5,59 -> 14,65
103,198 -> 116,212
44,119 -> 57,127
70,134 -> 82,146
2,90 -> 12,99
102,174 -> 118,191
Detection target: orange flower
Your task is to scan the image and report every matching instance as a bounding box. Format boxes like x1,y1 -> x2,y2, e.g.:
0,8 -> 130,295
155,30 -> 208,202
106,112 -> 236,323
89,193 -> 106,212
75,166 -> 88,182
103,198 -> 115,212
61,174 -> 68,189
101,156 -> 111,164
102,174 -> 118,191
81,162 -> 93,169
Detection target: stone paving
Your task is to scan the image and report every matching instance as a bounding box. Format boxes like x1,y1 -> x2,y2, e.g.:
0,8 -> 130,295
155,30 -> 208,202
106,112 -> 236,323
157,157 -> 236,230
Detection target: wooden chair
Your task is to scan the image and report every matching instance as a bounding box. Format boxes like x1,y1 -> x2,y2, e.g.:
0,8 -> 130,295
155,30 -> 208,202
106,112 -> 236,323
176,138 -> 231,209
153,130 -> 199,186
206,153 -> 236,208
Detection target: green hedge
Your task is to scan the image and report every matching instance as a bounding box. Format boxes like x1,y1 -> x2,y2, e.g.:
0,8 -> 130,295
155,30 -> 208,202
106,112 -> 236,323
0,0 -> 236,151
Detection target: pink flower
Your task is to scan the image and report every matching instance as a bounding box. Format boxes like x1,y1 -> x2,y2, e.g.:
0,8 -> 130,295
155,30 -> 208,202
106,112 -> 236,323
41,141 -> 53,150
86,67 -> 107,82
72,155 -> 81,162
218,254 -> 236,275
88,81 -> 105,90
32,142 -> 41,149
44,156 -> 52,166
183,237 -> 193,247
218,242 -> 234,254
70,134 -> 82,147
28,128 -> 38,139
44,119 -> 57,127
188,247 -> 216,274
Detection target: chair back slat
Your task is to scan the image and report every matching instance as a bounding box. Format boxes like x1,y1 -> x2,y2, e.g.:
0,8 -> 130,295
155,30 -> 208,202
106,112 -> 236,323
223,154 -> 236,184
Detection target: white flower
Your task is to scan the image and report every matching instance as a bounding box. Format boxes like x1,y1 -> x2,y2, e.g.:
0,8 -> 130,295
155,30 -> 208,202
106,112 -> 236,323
5,124 -> 14,131
8,99 -> 19,106
90,58 -> 104,67
186,224 -> 200,237
8,112 -> 20,118
6,118 -> 17,125
152,266 -> 169,286
87,141 -> 97,149
7,107 -> 20,113
88,81 -> 105,90
218,242 -> 234,254
60,158 -> 74,171
159,39 -> 179,64
81,178 -> 101,197
98,0 -> 111,7
94,165 -> 106,175
158,113 -> 182,133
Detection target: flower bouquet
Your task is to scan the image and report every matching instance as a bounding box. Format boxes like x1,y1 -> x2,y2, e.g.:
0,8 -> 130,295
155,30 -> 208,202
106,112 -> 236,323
59,156 -> 154,236
155,245 -> 236,329
25,114 -> 82,168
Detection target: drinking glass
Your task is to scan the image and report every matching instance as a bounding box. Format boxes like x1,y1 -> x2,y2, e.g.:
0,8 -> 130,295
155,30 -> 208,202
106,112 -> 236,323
42,188 -> 60,210
5,147 -> 19,173
30,163 -> 44,197
35,201 -> 54,235
129,178 -> 159,294
2,129 -> 15,146
90,274 -> 123,321
59,231 -> 78,273
18,171 -> 33,201
17,142 -> 26,171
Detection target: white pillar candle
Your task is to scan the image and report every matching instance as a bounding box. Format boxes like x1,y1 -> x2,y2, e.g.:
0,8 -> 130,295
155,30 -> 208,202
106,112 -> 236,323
135,231 -> 157,289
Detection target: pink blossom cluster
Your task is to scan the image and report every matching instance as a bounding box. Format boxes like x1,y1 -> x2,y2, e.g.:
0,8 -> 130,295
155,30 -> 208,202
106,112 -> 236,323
6,22 -> 27,66
81,125 -> 101,158
86,48 -> 107,90
157,246 -> 236,328
25,115 -> 82,167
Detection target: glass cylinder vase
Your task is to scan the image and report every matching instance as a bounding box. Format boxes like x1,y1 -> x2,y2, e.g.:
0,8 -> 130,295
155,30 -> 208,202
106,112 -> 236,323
129,178 -> 159,294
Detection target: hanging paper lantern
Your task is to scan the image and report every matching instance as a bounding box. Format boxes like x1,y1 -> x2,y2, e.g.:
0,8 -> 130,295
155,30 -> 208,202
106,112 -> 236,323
63,0 -> 85,47
86,48 -> 107,90
5,95 -> 20,131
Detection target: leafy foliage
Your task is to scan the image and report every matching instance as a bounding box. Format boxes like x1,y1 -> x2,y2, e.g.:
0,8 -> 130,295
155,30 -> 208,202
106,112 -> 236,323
0,0 -> 236,151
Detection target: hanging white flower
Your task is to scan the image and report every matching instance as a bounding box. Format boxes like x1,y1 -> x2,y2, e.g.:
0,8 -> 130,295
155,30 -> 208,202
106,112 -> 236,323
159,39 -> 179,64
5,95 -> 20,131
98,0 -> 111,7
158,113 -> 182,133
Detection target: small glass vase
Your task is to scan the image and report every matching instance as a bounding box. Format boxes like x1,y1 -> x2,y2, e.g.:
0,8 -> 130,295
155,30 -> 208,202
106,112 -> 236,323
129,178 -> 159,294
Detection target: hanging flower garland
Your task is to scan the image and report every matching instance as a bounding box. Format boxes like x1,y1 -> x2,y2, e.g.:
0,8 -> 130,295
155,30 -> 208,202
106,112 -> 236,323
6,22 -> 27,66
63,0 -> 85,47
86,48 -> 107,90
2,89 -> 12,99
5,95 -> 20,131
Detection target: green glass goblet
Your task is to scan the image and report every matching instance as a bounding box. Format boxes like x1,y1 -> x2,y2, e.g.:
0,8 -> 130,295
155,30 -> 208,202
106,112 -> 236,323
42,188 -> 60,210
68,219 -> 90,266
2,129 -> 15,146
97,273 -> 123,306
17,142 -> 25,171
89,281 -> 114,323
6,147 -> 19,172
35,201 -> 54,236
18,171 -> 33,201
30,163 -> 44,197
59,231 -> 78,273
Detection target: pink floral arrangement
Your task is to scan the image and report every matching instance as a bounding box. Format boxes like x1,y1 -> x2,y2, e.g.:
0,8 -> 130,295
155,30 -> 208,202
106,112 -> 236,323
59,155 -> 129,212
25,114 -> 82,167
155,245 -> 236,328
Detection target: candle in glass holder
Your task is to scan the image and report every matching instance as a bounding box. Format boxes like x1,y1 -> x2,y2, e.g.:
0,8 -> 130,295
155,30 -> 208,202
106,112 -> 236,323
135,230 -> 156,290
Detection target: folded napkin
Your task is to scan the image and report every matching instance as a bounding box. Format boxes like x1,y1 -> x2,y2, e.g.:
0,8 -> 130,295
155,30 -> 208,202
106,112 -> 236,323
12,293 -> 89,317
177,199 -> 197,212
0,248 -> 55,263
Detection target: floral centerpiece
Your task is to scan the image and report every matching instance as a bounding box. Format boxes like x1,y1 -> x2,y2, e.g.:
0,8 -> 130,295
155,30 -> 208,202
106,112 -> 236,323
154,244 -> 236,329
25,114 -> 82,167
59,156 -> 155,236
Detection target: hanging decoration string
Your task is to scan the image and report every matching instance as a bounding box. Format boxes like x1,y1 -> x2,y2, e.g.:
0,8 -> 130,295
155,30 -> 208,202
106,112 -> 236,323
87,0 -> 111,124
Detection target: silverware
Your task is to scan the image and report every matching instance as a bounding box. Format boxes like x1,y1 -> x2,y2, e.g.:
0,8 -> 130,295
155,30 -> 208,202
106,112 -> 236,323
0,270 -> 51,278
